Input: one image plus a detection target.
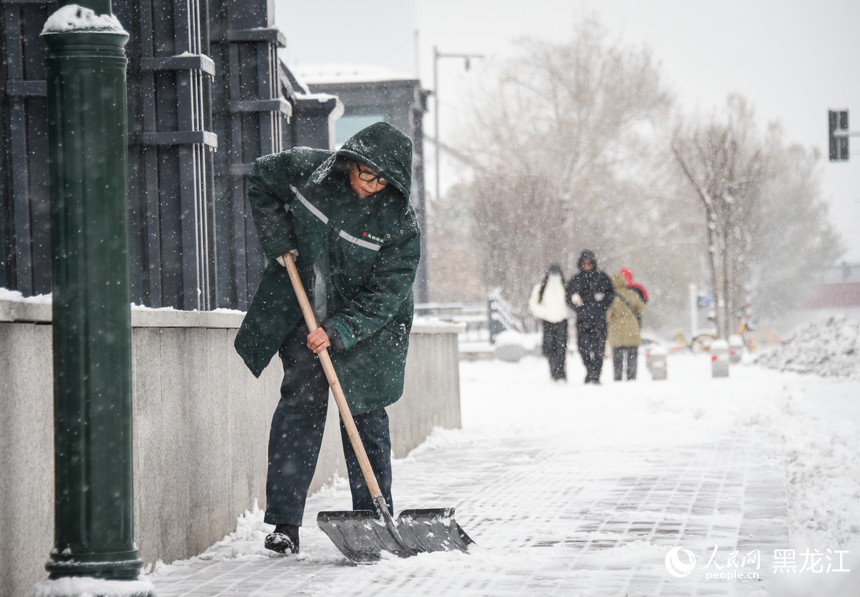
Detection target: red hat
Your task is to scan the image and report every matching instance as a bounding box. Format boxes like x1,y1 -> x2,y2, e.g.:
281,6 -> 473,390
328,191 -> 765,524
620,267 -> 649,302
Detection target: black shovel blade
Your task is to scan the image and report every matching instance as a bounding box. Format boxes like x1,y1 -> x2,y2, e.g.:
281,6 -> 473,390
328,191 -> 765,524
318,507 -> 475,564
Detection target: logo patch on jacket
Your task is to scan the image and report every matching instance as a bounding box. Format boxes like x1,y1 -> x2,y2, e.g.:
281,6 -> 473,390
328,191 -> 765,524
362,231 -> 384,243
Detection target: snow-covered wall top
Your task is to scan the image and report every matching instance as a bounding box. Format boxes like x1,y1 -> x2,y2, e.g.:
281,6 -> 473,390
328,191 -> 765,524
0,289 -> 459,333
41,4 -> 126,35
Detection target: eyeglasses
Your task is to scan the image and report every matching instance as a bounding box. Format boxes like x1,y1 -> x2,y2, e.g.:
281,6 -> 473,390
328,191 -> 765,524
355,164 -> 388,186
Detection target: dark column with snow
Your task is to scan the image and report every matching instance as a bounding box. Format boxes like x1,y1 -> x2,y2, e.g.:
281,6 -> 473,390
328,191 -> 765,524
41,0 -> 146,588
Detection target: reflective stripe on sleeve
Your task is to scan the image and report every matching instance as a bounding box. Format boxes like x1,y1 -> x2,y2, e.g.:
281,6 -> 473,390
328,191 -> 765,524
290,185 -> 329,224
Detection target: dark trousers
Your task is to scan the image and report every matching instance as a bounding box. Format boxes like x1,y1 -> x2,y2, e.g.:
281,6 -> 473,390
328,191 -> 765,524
264,323 -> 393,527
542,320 -> 568,380
577,325 -> 607,382
612,346 -> 638,381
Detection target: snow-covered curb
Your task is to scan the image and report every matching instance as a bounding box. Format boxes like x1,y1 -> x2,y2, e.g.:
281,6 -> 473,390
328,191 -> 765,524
778,391 -> 860,550
736,382 -> 860,552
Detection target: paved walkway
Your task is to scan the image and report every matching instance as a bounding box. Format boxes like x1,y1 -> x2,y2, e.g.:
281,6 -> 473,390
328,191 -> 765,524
148,357 -> 795,596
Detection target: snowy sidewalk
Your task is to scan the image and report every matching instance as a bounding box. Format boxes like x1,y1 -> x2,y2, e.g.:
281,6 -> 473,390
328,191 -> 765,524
147,354 -> 860,596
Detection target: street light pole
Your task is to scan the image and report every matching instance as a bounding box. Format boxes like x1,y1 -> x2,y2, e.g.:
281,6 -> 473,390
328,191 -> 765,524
433,46 -> 439,202
40,1 -> 150,592
432,46 -> 483,201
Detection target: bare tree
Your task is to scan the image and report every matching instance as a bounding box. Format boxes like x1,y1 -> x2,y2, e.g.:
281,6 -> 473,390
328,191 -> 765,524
426,181 -> 488,303
672,96 -> 843,335
469,172 -> 570,300
429,16 -> 844,338
449,16 -> 674,305
750,130 -> 843,319
672,96 -> 766,337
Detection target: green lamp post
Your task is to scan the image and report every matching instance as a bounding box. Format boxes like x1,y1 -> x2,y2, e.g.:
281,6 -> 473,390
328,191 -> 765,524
40,1 -> 149,591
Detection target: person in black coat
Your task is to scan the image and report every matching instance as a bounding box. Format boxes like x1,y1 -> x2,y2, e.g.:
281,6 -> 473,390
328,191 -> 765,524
565,250 -> 615,384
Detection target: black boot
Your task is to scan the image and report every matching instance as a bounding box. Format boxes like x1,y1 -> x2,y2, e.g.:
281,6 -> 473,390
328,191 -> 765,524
265,524 -> 300,554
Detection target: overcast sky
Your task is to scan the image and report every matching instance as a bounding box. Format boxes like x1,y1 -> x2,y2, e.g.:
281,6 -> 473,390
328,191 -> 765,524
276,0 -> 860,261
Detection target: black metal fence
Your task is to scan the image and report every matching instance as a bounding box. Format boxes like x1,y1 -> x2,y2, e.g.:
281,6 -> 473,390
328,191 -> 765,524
1,0 -> 340,310
1,0 -> 52,299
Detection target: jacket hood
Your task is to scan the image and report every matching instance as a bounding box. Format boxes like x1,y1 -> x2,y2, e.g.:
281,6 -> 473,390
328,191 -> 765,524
310,121 -> 413,200
612,273 -> 627,289
577,250 -> 598,270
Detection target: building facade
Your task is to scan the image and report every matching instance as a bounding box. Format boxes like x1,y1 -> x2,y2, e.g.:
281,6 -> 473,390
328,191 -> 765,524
305,73 -> 430,302
1,0 -> 341,311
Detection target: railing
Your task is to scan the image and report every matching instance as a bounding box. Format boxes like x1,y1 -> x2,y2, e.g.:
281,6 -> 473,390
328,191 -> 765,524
415,302 -> 489,342
416,290 -> 528,345
487,288 -> 526,341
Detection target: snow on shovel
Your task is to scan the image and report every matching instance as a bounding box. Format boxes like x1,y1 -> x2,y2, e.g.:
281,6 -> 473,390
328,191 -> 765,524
284,253 -> 474,563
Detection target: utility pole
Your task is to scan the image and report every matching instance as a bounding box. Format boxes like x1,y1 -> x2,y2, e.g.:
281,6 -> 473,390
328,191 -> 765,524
432,47 -> 483,201
689,283 -> 698,337
41,1 -> 149,593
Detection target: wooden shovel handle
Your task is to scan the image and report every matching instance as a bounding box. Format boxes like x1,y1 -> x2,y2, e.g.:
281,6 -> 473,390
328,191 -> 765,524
283,253 -> 384,501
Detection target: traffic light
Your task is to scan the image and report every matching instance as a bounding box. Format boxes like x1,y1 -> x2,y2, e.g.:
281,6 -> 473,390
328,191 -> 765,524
829,109 -> 849,161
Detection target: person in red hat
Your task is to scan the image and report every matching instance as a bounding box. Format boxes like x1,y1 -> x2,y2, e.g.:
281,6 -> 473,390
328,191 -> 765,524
620,267 -> 649,304
607,271 -> 646,381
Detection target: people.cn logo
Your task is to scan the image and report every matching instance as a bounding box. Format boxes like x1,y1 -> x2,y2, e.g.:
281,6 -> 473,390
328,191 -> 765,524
665,546 -> 697,578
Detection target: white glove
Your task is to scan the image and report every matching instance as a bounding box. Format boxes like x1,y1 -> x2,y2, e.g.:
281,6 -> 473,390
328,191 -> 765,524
275,248 -> 299,268
571,293 -> 584,307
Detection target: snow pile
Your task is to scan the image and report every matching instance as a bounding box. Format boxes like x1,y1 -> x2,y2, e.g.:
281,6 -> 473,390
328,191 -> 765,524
756,316 -> 860,379
146,501 -> 281,576
768,389 -> 860,551
42,4 -> 126,34
763,388 -> 860,597
34,576 -> 154,597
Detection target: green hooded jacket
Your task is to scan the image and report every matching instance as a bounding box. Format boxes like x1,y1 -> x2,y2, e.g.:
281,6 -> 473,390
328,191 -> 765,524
234,122 -> 420,413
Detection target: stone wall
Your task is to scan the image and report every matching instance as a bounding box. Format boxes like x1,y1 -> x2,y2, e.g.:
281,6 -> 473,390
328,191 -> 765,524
0,300 -> 461,596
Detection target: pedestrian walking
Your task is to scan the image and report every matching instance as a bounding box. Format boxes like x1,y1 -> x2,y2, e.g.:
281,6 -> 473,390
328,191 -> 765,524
233,122 -> 420,555
528,263 -> 571,381
565,250 -> 615,384
607,271 -> 646,381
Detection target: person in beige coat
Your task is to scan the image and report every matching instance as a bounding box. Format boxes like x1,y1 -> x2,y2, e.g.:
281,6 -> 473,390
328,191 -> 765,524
606,272 -> 646,381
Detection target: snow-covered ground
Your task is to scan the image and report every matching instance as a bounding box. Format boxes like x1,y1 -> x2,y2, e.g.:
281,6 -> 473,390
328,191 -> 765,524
144,326 -> 860,596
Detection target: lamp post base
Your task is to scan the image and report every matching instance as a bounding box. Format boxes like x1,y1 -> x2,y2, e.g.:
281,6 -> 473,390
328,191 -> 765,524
45,551 -> 144,581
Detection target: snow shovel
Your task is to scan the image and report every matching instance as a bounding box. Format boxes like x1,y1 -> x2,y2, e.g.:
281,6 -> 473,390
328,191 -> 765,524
283,253 -> 474,564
